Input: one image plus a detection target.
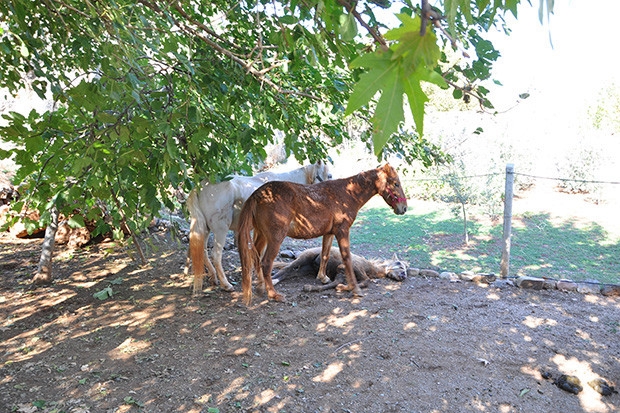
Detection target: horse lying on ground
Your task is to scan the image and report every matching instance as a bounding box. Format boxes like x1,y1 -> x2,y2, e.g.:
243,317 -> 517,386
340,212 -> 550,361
238,163 -> 408,305
187,161 -> 332,295
271,247 -> 408,292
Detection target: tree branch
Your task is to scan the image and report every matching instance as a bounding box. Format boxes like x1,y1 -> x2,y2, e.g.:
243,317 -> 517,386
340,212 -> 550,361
137,1 -> 321,100
337,0 -> 389,51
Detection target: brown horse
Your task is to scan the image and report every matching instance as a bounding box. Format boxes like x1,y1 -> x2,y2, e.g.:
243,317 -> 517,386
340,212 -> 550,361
238,164 -> 408,305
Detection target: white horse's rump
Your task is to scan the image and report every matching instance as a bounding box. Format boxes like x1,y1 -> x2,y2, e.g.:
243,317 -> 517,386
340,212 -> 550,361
188,161 -> 332,295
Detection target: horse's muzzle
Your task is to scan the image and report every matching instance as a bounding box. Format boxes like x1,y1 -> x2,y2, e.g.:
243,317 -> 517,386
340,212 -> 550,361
394,204 -> 407,215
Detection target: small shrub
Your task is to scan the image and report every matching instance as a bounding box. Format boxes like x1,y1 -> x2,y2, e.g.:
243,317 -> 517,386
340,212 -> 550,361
555,146 -> 602,194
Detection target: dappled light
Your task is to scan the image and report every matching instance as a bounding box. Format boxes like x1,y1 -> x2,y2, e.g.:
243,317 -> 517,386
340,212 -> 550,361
1,232 -> 618,412
312,361 -> 344,383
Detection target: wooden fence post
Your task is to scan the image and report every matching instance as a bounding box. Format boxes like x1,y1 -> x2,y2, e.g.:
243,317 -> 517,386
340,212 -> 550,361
500,163 -> 514,278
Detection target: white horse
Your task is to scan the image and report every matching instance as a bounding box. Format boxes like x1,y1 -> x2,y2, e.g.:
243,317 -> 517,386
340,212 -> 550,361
187,161 -> 332,295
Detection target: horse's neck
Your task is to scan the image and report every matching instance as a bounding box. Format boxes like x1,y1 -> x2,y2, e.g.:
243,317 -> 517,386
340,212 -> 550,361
372,259 -> 389,277
349,169 -> 381,204
273,166 -> 311,184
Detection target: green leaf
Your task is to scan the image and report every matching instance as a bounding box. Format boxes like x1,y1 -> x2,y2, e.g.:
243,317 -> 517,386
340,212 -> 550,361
345,51 -> 395,116
402,66 -> 428,137
386,14 -> 441,71
166,136 -> 180,159
279,15 -> 298,25
372,66 -> 404,155
68,215 -> 85,228
96,111 -> 118,124
93,286 -> 113,300
349,49 -> 394,69
19,43 -> 29,57
339,13 -> 357,41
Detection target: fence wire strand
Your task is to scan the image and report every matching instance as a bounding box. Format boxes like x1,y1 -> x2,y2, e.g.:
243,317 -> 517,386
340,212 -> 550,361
404,171 -> 620,185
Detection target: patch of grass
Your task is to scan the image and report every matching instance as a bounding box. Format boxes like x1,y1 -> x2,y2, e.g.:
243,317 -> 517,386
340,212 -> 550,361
351,203 -> 620,284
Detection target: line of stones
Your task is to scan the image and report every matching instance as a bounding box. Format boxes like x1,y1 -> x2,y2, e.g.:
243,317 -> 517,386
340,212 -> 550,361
407,268 -> 620,297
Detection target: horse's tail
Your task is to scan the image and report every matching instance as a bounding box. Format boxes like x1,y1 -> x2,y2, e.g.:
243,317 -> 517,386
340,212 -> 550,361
187,188 -> 209,293
238,195 -> 257,305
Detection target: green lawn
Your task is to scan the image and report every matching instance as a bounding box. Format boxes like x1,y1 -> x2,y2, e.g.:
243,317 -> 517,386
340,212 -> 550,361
350,201 -> 620,285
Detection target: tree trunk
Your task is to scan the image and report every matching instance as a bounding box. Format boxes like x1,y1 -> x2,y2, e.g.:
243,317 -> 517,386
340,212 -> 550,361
32,207 -> 59,285
461,203 -> 469,245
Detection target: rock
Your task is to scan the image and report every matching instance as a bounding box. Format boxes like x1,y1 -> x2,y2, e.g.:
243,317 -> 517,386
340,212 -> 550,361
419,269 -> 439,278
55,221 -> 72,244
588,378 -> 617,396
439,271 -> 459,282
556,280 -> 578,292
459,272 -> 496,284
477,273 -> 496,284
9,209 -> 44,238
515,276 -> 544,290
541,371 -> 553,380
0,184 -> 19,205
601,285 -> 620,297
55,221 -> 91,248
68,227 -> 91,249
542,279 -> 557,290
492,279 -> 514,289
0,204 -> 10,228
576,281 -> 600,294
407,268 -> 420,277
554,374 -> 582,394
459,271 -> 477,282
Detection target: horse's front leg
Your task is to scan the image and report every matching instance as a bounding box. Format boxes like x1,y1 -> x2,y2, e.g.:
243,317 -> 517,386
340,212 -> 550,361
334,234 -> 363,297
316,234 -> 334,284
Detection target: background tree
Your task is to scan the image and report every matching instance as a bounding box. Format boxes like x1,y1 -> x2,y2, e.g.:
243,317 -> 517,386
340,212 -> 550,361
0,0 -> 552,282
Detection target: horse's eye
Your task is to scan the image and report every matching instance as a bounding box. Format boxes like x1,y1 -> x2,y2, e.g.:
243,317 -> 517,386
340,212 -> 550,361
394,182 -> 400,187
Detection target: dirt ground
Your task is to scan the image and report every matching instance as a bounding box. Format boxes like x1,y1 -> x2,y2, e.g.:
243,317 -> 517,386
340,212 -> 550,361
1,220 -> 619,413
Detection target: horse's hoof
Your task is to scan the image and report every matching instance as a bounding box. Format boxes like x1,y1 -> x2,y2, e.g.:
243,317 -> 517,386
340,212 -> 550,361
270,293 -> 286,302
317,274 -> 330,284
335,283 -> 350,292
335,284 -> 364,297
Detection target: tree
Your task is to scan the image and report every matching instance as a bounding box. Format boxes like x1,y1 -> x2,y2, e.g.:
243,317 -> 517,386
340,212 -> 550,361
0,0 -> 553,281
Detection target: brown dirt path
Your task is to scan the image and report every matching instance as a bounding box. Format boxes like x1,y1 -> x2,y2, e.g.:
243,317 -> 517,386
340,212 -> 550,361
1,232 -> 619,413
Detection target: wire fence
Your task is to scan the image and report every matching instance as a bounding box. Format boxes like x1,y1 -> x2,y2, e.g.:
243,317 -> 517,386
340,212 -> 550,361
392,165 -> 620,285
404,171 -> 620,186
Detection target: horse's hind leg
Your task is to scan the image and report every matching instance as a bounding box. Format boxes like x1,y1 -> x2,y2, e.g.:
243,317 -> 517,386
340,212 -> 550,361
211,226 -> 235,291
260,241 -> 286,302
190,228 -> 209,295
253,232 -> 268,295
